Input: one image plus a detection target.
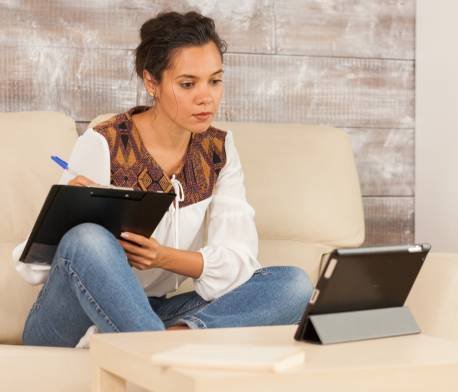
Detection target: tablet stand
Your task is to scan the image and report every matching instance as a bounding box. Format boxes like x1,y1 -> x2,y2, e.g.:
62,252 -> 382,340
301,306 -> 420,344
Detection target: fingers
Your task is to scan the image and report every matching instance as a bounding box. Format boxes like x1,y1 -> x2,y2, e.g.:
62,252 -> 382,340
68,175 -> 97,187
120,232 -> 149,246
118,235 -> 160,271
126,253 -> 149,270
130,263 -> 146,270
119,239 -> 151,258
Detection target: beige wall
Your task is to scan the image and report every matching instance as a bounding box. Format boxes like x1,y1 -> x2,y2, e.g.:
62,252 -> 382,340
0,1 -> 415,245
416,0 -> 458,251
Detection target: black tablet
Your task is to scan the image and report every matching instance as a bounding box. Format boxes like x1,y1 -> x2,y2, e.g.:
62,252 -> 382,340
294,243 -> 431,341
20,185 -> 176,264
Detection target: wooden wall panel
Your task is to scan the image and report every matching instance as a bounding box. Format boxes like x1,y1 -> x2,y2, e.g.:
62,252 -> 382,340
0,1 -> 155,49
346,128 -> 414,196
217,54 -> 414,128
137,53 -> 414,128
0,0 -> 274,53
0,47 -> 136,121
275,0 -> 415,59
363,197 -> 414,245
166,0 -> 276,53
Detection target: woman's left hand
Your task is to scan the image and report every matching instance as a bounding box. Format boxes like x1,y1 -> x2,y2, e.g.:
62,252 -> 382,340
118,232 -> 163,270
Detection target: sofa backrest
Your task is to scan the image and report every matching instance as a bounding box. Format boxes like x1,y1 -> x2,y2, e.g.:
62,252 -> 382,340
2,111 -> 78,243
1,111 -> 77,344
216,121 -> 365,248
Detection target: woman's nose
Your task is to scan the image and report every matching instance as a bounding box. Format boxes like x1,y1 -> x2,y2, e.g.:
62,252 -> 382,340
195,85 -> 214,105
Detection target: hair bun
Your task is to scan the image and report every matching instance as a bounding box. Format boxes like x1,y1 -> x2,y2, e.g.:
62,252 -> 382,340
135,11 -> 227,80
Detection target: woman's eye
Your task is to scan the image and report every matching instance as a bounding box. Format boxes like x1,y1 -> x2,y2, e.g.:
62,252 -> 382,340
180,82 -> 194,89
211,79 -> 223,85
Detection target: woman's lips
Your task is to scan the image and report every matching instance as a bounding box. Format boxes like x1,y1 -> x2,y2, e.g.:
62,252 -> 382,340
193,112 -> 212,121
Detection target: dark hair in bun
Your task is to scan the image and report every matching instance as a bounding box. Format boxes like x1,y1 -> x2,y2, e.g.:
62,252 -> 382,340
135,11 -> 227,81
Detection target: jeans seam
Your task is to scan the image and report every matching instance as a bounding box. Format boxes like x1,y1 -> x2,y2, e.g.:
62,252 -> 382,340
60,257 -> 120,332
256,265 -> 292,273
177,315 -> 207,329
29,271 -> 53,313
160,299 -> 209,323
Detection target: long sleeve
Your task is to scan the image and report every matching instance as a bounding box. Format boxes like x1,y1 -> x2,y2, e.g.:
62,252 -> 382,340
195,130 -> 262,301
11,128 -> 111,285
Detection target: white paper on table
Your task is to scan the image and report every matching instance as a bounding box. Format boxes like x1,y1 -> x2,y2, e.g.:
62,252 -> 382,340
150,343 -> 305,373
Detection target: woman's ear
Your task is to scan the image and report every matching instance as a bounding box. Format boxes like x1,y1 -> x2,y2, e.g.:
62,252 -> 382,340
143,70 -> 159,98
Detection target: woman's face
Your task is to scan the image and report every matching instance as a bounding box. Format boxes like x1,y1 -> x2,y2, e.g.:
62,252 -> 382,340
147,41 -> 224,133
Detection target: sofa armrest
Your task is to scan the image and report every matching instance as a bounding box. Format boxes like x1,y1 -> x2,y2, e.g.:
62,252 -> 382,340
406,252 -> 458,341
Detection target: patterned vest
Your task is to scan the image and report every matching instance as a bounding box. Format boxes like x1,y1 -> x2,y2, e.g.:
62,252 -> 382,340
93,106 -> 227,208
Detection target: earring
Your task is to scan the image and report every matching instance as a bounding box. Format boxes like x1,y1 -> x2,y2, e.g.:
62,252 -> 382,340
149,90 -> 157,106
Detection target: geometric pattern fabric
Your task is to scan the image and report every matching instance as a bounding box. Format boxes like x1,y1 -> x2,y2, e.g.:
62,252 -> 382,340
93,106 -> 227,207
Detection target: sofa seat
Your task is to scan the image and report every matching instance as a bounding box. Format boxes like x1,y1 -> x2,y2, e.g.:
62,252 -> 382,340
0,345 -> 90,392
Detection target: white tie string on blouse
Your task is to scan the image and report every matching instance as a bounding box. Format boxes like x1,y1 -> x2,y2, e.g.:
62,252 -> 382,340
170,174 -> 185,249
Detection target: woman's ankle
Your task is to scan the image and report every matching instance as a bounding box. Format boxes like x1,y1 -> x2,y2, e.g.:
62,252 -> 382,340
166,324 -> 189,330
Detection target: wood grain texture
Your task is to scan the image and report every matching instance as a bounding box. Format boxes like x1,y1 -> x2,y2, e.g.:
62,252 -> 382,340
214,54 -> 413,128
363,197 -> 414,245
0,46 -> 136,121
169,0 -> 276,53
275,0 -> 415,59
0,1 -> 156,49
0,0 -> 275,53
346,128 -> 414,196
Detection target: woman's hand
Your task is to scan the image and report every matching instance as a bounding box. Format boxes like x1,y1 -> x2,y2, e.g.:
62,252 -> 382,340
68,175 -> 97,187
119,232 -> 164,270
120,233 -> 204,277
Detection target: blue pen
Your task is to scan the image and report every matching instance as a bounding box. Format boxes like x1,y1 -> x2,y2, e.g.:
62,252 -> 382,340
51,155 -> 79,177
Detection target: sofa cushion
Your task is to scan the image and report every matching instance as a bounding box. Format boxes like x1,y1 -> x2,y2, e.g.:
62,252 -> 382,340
0,243 -> 41,344
214,122 -> 365,249
258,240 -> 332,283
1,111 -> 77,243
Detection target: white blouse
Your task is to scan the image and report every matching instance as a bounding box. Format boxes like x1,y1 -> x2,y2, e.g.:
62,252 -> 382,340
12,128 -> 261,301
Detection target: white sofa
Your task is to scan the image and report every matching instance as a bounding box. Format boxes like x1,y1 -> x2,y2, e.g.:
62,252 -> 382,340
1,111 -> 457,391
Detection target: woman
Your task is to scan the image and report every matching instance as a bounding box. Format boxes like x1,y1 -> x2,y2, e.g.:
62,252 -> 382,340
13,11 -> 313,348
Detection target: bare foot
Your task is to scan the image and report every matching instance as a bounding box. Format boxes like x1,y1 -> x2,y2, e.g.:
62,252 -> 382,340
166,324 -> 189,330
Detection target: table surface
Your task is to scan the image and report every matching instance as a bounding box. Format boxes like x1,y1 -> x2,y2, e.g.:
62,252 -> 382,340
90,325 -> 458,392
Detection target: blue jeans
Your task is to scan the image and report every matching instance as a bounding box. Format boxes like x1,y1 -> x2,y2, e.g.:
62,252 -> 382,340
22,223 -> 313,347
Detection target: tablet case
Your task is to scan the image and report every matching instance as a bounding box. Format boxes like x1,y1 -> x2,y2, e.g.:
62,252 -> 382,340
294,244 -> 431,344
20,185 -> 176,264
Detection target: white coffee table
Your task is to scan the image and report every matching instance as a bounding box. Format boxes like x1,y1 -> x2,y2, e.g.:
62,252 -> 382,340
90,325 -> 458,392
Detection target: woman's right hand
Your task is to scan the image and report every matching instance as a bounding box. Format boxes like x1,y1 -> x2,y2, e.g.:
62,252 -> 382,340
68,175 -> 97,187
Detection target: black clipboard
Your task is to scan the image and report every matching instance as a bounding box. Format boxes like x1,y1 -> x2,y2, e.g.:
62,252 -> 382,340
20,185 -> 176,264
294,244 -> 430,344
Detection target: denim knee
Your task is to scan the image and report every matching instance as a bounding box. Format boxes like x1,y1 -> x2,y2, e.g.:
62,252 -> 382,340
56,223 -> 124,270
278,266 -> 314,321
